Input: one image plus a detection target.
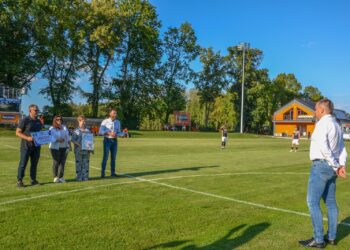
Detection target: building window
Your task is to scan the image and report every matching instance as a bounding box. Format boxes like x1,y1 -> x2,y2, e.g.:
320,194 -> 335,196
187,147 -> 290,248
0,85 -> 20,99
283,109 -> 294,120
297,109 -> 307,116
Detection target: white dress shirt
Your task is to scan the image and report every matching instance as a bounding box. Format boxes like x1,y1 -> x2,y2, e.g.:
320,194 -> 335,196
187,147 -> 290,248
310,114 -> 347,170
99,118 -> 121,138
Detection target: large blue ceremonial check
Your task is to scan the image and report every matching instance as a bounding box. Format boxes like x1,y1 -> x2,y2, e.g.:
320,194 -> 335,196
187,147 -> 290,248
31,130 -> 53,146
82,133 -> 94,151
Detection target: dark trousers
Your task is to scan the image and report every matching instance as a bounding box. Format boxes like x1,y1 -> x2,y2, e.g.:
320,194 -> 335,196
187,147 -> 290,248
50,148 -> 68,178
17,147 -> 41,181
101,138 -> 118,176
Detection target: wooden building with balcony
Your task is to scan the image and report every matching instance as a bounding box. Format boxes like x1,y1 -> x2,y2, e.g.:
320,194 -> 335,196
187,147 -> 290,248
273,98 -> 316,137
273,98 -> 350,137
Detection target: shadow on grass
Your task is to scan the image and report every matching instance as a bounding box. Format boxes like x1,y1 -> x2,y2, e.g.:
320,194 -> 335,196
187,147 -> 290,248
36,165 -> 220,186
128,131 -> 143,137
144,222 -> 270,250
123,165 -> 220,178
337,216 -> 350,243
295,149 -> 309,152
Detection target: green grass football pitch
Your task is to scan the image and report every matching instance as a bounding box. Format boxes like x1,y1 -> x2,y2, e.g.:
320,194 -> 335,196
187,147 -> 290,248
1,131 -> 350,249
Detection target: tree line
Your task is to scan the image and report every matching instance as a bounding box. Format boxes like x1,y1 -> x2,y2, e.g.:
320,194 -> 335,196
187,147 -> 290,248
0,0 -> 323,132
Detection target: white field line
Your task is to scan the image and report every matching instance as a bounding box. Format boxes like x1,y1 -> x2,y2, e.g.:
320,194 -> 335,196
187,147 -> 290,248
0,180 -> 143,205
0,172 -> 310,206
272,136 -> 309,141
120,173 -> 350,228
2,144 -> 350,227
2,144 -> 18,149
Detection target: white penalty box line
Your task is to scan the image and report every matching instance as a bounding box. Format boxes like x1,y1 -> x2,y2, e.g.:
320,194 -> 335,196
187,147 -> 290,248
2,144 -> 350,228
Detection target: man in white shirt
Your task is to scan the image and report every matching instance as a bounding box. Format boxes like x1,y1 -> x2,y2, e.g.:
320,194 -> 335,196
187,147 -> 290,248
99,109 -> 121,178
299,99 -> 347,248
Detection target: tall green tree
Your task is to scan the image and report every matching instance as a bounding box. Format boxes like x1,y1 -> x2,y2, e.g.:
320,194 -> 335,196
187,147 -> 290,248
226,45 -> 264,132
195,47 -> 228,128
186,89 -> 204,128
39,0 -> 86,114
159,22 -> 200,124
302,85 -> 323,102
0,0 -> 49,88
271,73 -> 302,109
81,0 -> 121,117
211,92 -> 237,130
111,0 -> 161,129
247,69 -> 274,133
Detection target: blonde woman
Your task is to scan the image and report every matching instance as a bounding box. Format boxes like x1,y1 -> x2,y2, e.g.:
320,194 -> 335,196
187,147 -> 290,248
71,115 -> 92,181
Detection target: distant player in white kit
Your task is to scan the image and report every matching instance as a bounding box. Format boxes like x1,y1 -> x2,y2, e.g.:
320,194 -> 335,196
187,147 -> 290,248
290,126 -> 300,152
221,126 -> 228,149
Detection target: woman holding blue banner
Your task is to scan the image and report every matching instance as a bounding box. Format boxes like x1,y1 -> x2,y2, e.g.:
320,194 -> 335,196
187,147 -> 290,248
49,115 -> 71,183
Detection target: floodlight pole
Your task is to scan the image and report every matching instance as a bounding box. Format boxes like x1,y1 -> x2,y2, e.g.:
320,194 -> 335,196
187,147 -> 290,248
239,42 -> 249,134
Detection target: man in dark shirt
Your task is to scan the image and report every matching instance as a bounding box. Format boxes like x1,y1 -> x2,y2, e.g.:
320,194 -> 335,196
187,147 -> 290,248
16,104 -> 43,187
290,127 -> 300,152
221,126 -> 228,149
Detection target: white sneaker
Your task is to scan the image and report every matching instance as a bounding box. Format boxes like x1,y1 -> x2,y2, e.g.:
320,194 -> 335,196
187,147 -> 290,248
59,178 -> 66,183
54,177 -> 60,183
290,150 -> 293,152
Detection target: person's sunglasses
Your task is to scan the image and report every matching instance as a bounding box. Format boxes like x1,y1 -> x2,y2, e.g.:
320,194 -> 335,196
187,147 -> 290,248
56,118 -> 62,121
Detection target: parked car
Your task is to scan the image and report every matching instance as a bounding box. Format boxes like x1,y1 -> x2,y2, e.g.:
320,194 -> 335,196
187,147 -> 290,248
343,133 -> 350,141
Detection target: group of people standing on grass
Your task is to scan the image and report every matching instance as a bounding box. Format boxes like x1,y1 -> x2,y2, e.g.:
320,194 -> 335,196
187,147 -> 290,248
15,104 -> 121,187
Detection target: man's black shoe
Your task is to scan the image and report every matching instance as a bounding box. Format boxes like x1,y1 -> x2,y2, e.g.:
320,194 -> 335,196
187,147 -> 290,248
110,174 -> 118,178
325,238 -> 336,245
101,175 -> 105,179
299,238 -> 325,248
31,180 -> 39,185
17,180 -> 24,187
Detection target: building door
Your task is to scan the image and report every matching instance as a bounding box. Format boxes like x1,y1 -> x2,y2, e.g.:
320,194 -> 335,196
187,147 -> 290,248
299,125 -> 306,136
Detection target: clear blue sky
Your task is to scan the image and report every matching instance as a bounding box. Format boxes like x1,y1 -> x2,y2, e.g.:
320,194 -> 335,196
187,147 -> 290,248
23,0 -> 350,113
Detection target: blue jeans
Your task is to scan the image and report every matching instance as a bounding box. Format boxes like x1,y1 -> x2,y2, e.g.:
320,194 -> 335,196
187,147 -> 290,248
17,147 -> 41,181
101,138 -> 118,176
307,160 -> 338,243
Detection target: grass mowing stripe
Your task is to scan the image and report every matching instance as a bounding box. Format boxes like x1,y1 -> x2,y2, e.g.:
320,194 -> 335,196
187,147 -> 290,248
0,172 -> 308,205
2,143 -> 310,176
1,135 -> 350,249
3,143 -> 350,229
0,179 -> 143,205
121,173 -> 350,228
3,142 -> 346,227
2,143 -> 310,180
149,172 -> 309,180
